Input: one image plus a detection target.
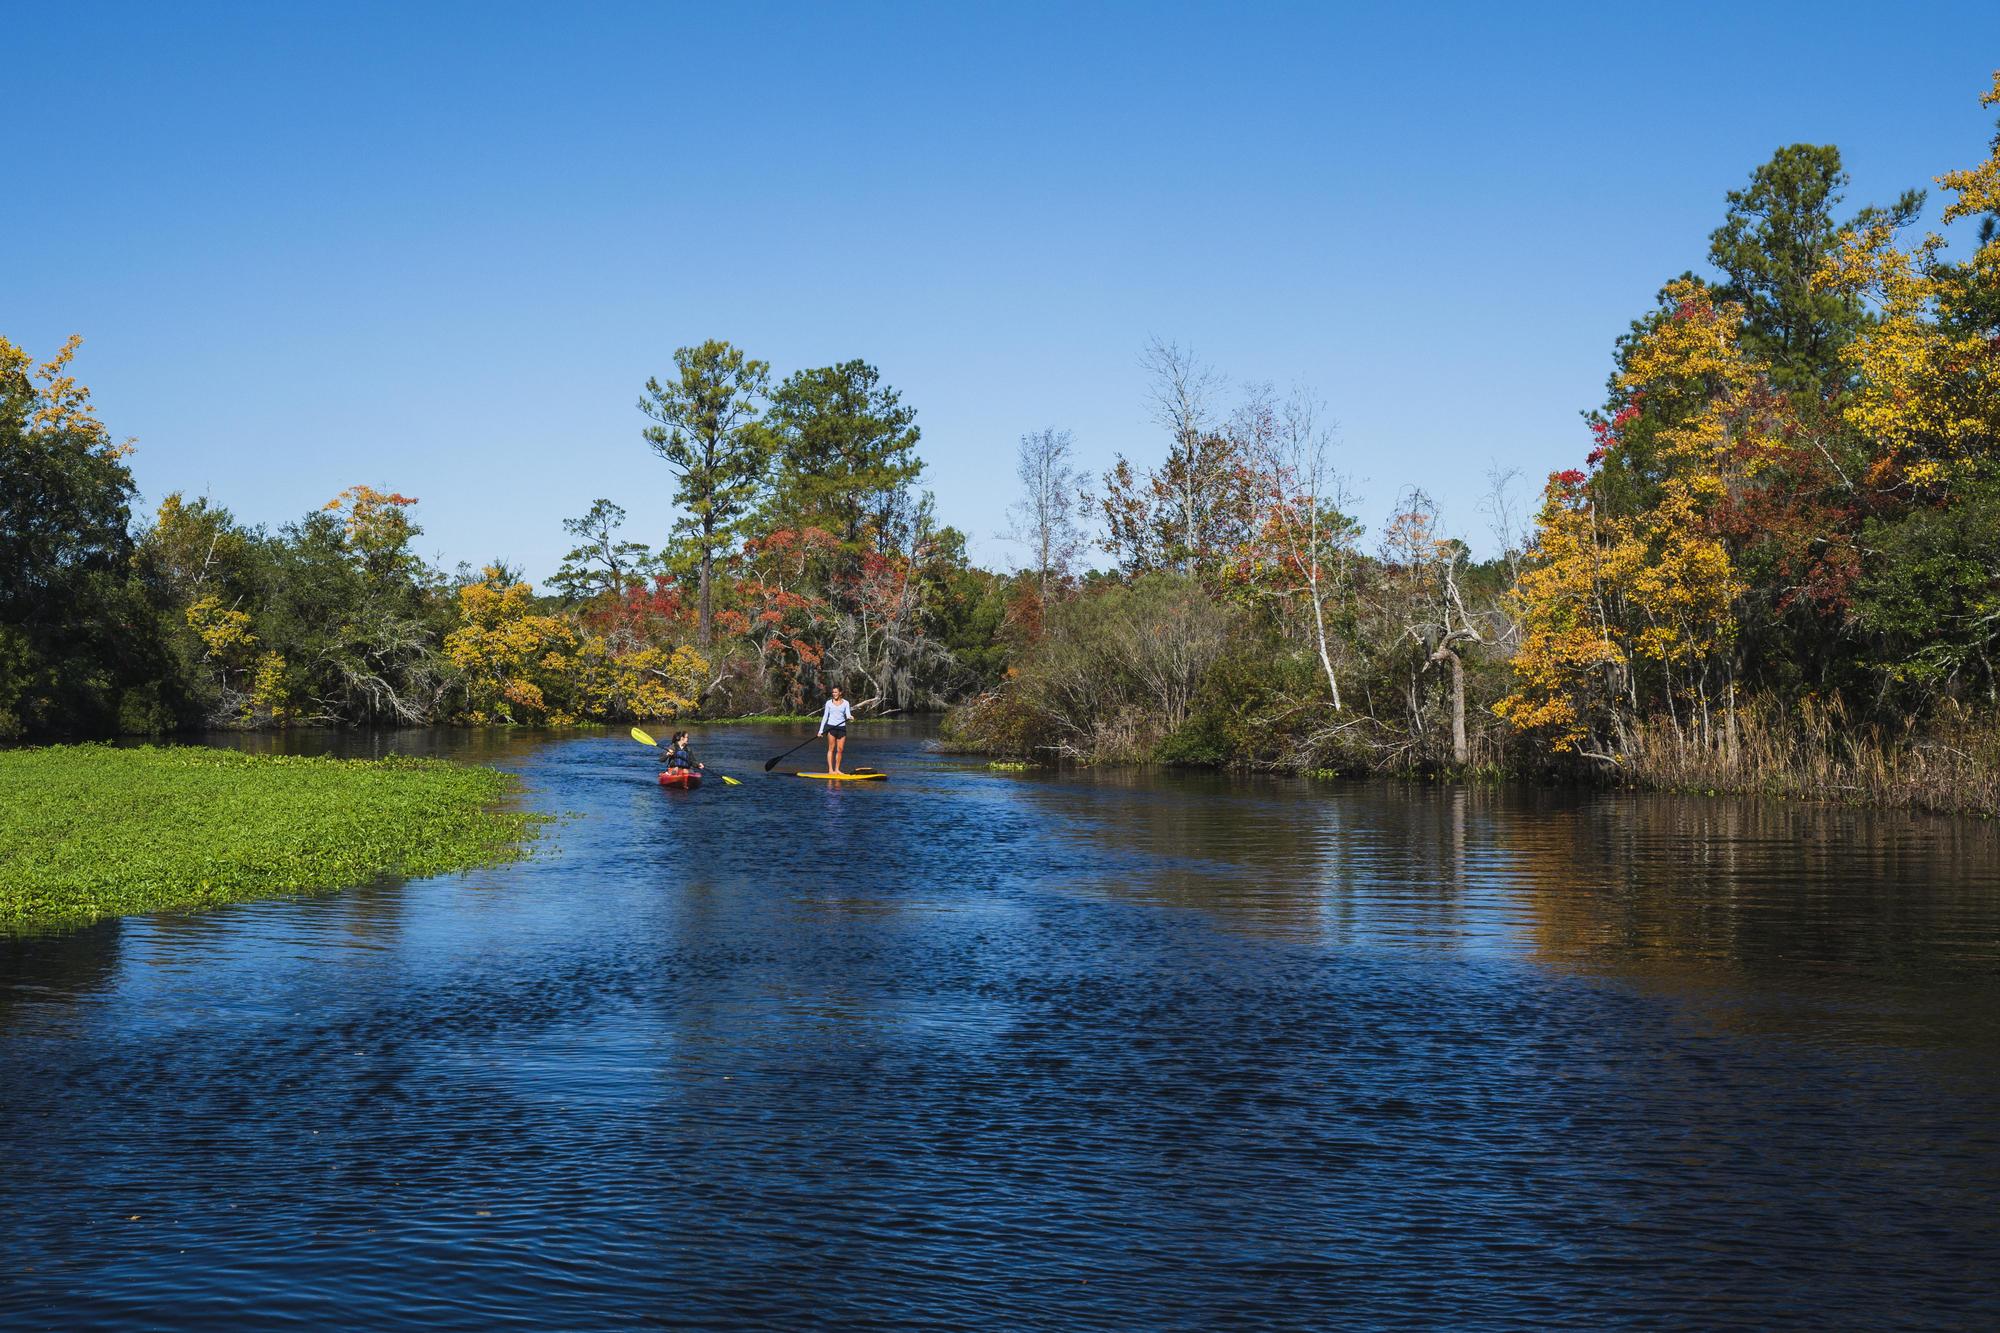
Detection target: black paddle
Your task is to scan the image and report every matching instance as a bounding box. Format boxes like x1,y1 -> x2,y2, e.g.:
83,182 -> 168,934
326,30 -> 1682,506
763,733 -> 818,773
762,707 -> 901,772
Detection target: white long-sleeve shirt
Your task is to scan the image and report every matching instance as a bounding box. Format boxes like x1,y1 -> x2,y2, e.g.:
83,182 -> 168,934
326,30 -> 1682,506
819,698 -> 853,732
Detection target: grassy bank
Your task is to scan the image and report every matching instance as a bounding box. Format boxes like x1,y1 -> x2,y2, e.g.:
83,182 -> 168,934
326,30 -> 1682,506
1614,700 -> 2000,819
0,745 -> 546,933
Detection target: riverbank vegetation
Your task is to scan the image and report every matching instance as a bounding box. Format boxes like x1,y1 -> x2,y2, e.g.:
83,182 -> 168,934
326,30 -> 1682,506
0,747 -> 543,932
949,72 -> 2000,814
4,72 -> 1997,811
1612,699 -> 2000,819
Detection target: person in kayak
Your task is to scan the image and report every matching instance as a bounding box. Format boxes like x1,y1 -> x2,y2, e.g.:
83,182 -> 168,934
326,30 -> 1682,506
664,731 -> 705,774
818,687 -> 854,775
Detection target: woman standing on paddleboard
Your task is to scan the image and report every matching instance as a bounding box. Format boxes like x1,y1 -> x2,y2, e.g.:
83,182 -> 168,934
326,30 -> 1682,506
818,686 -> 854,775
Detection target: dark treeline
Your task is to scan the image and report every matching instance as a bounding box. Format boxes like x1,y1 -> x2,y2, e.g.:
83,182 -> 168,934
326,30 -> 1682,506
6,73 -> 1998,811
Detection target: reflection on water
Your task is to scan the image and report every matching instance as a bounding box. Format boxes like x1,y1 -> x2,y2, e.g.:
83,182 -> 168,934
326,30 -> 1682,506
0,918 -> 122,1032
3,725 -> 1998,1327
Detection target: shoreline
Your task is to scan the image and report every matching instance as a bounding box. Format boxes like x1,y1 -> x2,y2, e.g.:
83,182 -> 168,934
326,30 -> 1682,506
952,747 -> 1999,821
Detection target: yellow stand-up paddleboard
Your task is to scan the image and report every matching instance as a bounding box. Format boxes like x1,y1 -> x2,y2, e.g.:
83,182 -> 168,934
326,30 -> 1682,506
794,770 -> 888,781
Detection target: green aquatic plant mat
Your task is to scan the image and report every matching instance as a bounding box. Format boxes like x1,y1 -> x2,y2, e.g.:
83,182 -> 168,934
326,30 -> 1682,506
0,745 -> 546,933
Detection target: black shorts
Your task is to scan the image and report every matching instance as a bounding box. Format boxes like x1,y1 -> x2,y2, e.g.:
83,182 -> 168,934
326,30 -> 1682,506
824,724 -> 847,739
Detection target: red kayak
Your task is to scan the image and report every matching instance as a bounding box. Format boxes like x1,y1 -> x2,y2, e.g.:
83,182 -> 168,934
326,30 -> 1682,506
657,770 -> 702,790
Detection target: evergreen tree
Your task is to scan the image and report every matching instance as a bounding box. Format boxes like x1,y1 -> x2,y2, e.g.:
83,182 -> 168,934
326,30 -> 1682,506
640,341 -> 770,646
548,499 -> 653,604
753,360 -> 924,553
1708,144 -> 1921,390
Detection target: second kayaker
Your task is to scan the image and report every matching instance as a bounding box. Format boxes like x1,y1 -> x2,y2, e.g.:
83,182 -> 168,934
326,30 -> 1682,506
818,687 -> 853,775
664,731 -> 705,774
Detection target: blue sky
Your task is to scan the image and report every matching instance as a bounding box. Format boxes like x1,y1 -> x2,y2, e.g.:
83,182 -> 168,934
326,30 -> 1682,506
7,2 -> 1997,578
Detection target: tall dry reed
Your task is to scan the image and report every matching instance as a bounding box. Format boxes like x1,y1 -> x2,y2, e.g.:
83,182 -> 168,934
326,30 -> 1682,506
1618,696 -> 2000,818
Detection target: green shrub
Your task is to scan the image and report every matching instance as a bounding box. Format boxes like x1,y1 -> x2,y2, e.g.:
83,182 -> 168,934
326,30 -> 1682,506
1154,714 -> 1230,766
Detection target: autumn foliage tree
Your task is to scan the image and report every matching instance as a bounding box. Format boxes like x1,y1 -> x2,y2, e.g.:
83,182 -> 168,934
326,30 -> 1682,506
447,565 -> 708,725
1500,72 -> 2000,766
1498,282 -> 1763,755
1100,343 -> 1265,579
1822,71 -> 2000,703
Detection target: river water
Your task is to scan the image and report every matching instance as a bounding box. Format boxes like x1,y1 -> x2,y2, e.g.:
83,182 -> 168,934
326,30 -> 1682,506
3,724 -> 1998,1328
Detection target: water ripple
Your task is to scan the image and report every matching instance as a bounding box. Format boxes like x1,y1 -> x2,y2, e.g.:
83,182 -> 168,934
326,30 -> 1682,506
3,726 -> 1998,1327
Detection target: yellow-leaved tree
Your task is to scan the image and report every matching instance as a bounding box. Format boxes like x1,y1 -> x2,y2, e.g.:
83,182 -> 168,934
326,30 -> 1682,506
1493,472 -> 1636,754
568,638 -> 710,721
1498,281 -> 1771,755
446,567 -> 580,725
446,567 -> 711,725
1819,71 -> 2000,494
1615,282 -> 1762,722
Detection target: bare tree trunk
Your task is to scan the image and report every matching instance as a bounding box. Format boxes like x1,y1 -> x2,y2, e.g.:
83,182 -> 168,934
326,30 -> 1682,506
1309,571 -> 1342,712
1267,390 -> 1348,713
1433,645 -> 1468,765
1140,339 -> 1221,572
1010,427 -> 1083,609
